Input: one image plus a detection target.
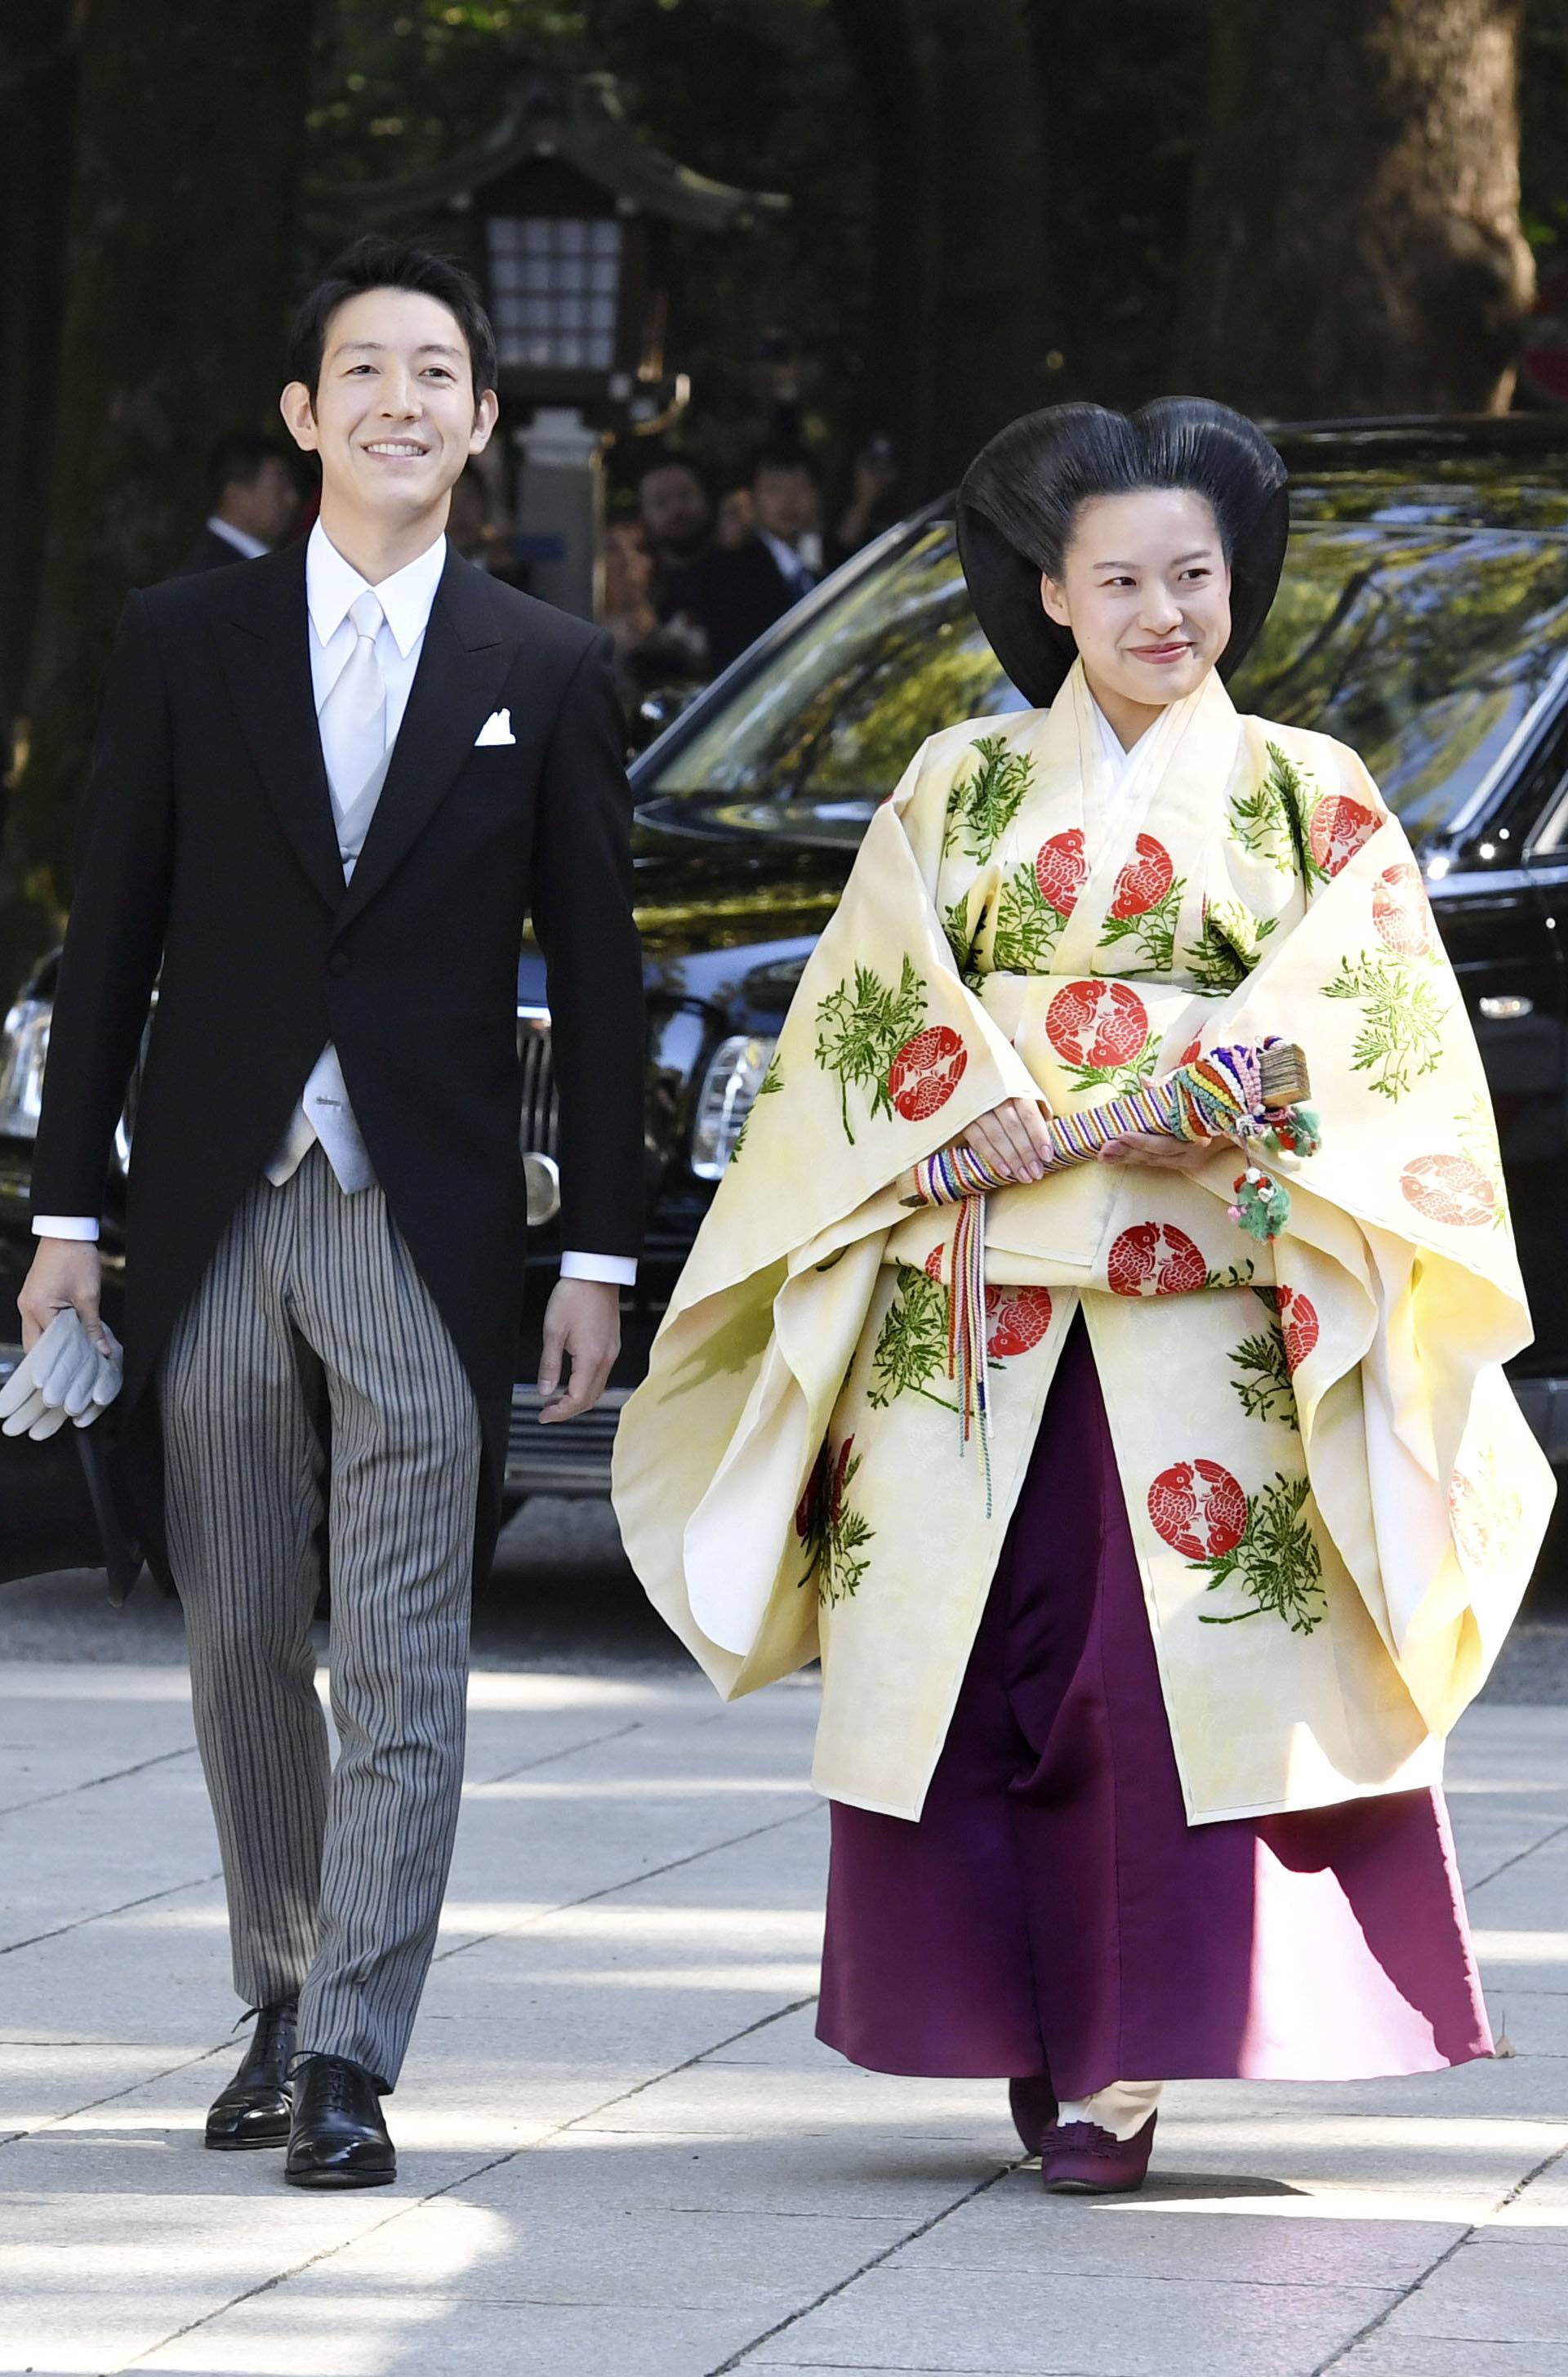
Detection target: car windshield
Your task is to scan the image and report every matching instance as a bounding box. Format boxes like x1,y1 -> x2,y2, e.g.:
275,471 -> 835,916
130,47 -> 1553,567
644,514 -> 1568,846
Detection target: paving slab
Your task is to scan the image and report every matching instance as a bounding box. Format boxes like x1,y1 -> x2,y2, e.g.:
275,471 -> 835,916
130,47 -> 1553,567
0,1655 -> 1566,2377
1370,2234 -> 1568,2342
132,2292 -> 782,2377
744,2263 -> 1403,2377
1336,2348 -> 1568,2377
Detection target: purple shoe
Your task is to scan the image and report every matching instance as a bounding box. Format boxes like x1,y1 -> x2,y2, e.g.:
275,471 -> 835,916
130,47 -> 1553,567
1008,2076 -> 1059,2156
1040,2111 -> 1156,2194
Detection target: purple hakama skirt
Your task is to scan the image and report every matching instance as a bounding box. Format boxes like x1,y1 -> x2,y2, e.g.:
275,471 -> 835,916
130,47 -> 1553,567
817,1319 -> 1491,2094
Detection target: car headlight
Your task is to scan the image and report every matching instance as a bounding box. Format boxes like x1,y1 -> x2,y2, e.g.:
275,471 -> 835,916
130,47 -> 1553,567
0,1000 -> 50,1140
690,1033 -> 777,1180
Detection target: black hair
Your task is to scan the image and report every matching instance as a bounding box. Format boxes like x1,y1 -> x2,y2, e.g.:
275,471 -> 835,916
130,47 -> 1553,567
959,398 -> 1286,581
637,454 -> 711,500
287,234 -> 498,404
751,444 -> 818,485
205,430 -> 292,510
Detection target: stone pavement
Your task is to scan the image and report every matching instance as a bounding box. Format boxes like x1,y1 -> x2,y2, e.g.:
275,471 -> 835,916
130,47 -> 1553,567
2,1656 -> 1567,2376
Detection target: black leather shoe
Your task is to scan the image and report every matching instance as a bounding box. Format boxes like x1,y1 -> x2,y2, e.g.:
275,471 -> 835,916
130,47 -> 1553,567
284,2054 -> 396,2188
205,2001 -> 297,2151
1008,2074 -> 1059,2158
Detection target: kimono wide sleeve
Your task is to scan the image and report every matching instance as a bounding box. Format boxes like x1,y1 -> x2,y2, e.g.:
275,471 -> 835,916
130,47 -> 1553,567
1213,740 -> 1552,1738
611,726 -> 1041,1695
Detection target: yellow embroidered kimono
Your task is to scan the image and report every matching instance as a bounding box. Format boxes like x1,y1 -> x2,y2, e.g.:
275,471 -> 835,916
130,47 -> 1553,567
612,661 -> 1552,1825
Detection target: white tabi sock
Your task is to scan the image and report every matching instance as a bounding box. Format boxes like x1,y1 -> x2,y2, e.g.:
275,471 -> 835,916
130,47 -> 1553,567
1054,2078 -> 1165,2141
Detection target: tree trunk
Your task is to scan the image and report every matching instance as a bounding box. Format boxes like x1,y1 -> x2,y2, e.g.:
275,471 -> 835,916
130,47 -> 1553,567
0,2 -> 77,809
1,0 -> 318,992
1173,0 -> 1535,418
831,0 -> 1046,496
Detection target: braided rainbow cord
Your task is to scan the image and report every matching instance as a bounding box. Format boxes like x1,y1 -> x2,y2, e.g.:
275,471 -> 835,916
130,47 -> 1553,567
908,1040 -> 1314,1207
906,1039 -> 1321,1485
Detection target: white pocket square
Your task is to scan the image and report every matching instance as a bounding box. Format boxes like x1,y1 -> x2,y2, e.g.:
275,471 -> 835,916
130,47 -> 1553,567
474,707 -> 515,747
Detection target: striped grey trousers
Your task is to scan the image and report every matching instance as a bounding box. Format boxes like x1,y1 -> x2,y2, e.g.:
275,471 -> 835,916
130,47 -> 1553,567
160,1144 -> 481,2088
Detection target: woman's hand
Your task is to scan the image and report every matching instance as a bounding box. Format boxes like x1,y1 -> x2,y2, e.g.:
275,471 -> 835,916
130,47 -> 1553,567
1094,1129 -> 1214,1171
952,1098 -> 1055,1184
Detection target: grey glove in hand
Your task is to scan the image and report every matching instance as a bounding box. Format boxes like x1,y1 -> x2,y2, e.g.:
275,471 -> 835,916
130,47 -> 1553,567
0,1309 -> 123,1440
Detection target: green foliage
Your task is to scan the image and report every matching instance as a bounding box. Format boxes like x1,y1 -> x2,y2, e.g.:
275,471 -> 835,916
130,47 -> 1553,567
728,1050 -> 782,1160
813,954 -> 926,1143
1097,872 -> 1187,974
1232,743 -> 1312,876
942,734 -> 1033,860
1323,952 -> 1448,1100
1058,1039 -> 1158,1098
1229,1300 -> 1297,1427
867,1263 -> 955,1411
991,857 -> 1066,973
1196,1472 -> 1325,1635
795,1440 -> 874,1607
941,894 -> 975,978
1187,899 -> 1273,996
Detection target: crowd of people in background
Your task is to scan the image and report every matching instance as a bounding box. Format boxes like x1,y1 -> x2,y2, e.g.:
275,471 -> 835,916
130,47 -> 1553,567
605,437 -> 900,710
176,414 -> 902,729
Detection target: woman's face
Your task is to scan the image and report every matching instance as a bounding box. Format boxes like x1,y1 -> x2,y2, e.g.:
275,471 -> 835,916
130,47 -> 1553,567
1039,488 -> 1232,710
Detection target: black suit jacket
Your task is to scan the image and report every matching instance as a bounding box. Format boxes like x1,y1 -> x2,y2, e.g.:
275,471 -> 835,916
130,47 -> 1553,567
30,542 -> 646,1579
675,535 -> 815,677
173,524 -> 261,575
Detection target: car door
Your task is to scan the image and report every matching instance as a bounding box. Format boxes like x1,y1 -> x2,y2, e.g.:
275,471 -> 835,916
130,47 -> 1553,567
1500,702 -> 1568,1451
1423,697 -> 1568,1457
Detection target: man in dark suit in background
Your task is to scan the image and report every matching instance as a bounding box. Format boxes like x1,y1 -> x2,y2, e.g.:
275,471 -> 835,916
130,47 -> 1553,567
176,430 -> 301,573
18,239 -> 644,2189
675,447 -> 822,677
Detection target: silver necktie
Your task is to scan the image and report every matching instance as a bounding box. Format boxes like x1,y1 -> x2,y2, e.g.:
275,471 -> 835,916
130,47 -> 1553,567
317,587 -> 389,879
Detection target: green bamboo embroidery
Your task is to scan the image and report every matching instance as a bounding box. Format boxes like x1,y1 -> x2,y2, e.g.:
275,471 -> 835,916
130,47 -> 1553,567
729,1053 -> 782,1161
1096,872 -> 1187,975
941,894 -> 974,977
1196,1473 -> 1325,1634
1187,899 -> 1275,995
813,956 -> 928,1144
1323,954 -> 1448,1100
1229,1293 -> 1298,1428
1232,742 -> 1315,876
1058,1039 -> 1159,1098
795,1438 -> 874,1607
991,858 -> 1067,973
942,734 -> 1032,860
867,1264 -> 957,1412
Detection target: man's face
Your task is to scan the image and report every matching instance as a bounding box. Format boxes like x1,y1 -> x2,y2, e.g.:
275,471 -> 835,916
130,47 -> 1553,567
639,465 -> 710,556
227,455 -> 299,546
752,464 -> 817,543
281,287 -> 497,526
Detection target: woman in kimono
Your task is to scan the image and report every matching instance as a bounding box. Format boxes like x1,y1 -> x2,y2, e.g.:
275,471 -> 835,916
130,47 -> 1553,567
612,399 -> 1551,2193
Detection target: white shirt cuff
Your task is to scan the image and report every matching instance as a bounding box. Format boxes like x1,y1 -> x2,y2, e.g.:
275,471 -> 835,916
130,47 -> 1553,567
559,1249 -> 637,1287
31,1216 -> 101,1242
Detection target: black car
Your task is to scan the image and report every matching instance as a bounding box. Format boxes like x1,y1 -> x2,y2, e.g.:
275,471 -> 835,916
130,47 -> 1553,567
6,413 -> 1568,1573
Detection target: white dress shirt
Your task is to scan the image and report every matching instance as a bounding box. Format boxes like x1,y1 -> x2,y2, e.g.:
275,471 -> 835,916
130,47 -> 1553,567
758,528 -> 816,595
206,515 -> 270,560
35,519 -> 635,1287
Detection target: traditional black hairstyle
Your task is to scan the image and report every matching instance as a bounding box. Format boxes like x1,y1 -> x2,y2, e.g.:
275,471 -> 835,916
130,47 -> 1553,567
956,398 -> 1290,707
286,234 -> 499,404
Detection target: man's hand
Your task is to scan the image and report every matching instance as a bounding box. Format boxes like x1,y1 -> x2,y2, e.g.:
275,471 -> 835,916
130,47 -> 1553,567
1094,1130 -> 1214,1171
954,1097 -> 1055,1184
537,1276 -> 621,1425
18,1238 -> 110,1356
